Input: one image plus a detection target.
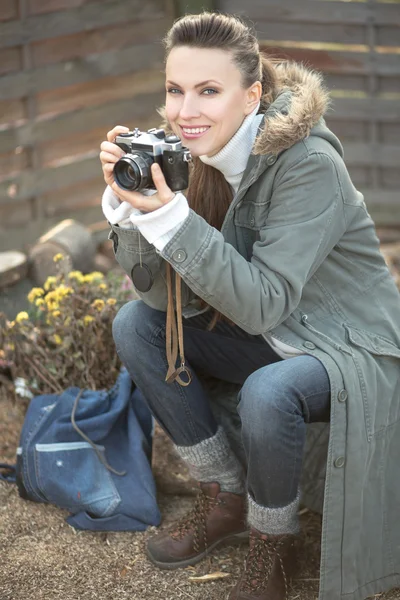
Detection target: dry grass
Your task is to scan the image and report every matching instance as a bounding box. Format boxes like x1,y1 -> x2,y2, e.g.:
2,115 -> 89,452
0,392 -> 399,600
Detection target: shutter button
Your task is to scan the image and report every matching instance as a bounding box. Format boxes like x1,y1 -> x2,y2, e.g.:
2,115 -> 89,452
172,249 -> 187,263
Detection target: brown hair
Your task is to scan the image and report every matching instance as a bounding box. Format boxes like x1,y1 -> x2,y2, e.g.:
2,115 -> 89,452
162,13 -> 279,326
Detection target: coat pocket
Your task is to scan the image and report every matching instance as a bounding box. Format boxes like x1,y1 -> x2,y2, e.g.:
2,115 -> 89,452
344,324 -> 400,439
35,442 -> 121,517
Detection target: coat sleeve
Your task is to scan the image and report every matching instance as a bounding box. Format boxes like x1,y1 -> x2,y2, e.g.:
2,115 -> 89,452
160,151 -> 347,334
108,224 -> 196,311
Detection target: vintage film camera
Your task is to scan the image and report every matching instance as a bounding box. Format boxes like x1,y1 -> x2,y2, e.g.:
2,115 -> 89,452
114,127 -> 192,192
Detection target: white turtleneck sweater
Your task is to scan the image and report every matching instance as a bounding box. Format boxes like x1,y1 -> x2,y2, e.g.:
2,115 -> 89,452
102,105 -> 303,359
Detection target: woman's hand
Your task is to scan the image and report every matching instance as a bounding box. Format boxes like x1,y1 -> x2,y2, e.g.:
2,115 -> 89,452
99,125 -> 129,187
100,125 -> 176,213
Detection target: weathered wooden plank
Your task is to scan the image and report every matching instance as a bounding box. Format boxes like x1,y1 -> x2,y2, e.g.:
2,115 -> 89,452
363,191 -> 400,206
0,98 -> 26,126
0,206 -> 105,253
376,26 -> 400,47
0,0 -> 170,49
0,42 -> 164,100
327,98 -> 399,122
0,0 -> 17,22
261,45 -> 400,77
31,17 -> 171,68
36,69 -> 165,119
0,47 -> 21,77
255,21 -> 367,46
217,0 -> 400,27
324,73 -> 369,93
0,91 -> 165,154
0,152 -> 99,203
342,143 -> 400,169
29,0 -> 109,16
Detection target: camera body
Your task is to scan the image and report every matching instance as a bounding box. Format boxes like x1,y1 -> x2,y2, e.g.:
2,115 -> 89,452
114,127 -> 191,192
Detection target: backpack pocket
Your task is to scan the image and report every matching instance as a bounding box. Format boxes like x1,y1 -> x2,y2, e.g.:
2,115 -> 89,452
34,441 -> 121,517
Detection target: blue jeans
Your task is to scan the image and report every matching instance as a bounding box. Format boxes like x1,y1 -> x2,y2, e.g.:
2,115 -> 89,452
112,300 -> 331,508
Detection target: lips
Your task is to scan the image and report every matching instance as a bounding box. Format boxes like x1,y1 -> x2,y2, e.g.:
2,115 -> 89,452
179,125 -> 210,139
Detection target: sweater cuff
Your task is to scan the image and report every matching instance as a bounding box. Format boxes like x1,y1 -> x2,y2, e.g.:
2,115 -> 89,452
101,185 -> 141,228
129,192 -> 189,245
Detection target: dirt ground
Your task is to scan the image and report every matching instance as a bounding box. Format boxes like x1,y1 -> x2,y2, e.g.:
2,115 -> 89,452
0,392 -> 399,600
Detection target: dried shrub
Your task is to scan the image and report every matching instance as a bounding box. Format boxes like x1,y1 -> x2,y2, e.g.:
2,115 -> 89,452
0,254 -> 132,396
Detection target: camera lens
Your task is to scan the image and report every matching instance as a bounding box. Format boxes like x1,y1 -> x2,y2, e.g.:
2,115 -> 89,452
114,153 -> 153,191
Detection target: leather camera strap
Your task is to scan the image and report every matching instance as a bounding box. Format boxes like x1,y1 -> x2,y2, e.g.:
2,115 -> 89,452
165,262 -> 192,387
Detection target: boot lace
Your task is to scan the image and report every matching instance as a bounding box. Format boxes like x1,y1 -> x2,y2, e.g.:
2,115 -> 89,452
241,533 -> 289,598
170,488 -> 220,552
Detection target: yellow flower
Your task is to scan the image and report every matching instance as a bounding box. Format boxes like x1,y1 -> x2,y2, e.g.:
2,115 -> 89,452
27,287 -> 44,303
7,321 -> 15,329
47,300 -> 59,312
15,311 -> 29,323
83,315 -> 94,326
68,271 -> 84,284
35,298 -> 45,307
106,298 -> 117,306
92,299 -> 105,311
99,283 -> 108,291
53,253 -> 64,263
53,334 -> 62,345
52,310 -> 61,318
44,276 -> 57,291
83,271 -> 104,284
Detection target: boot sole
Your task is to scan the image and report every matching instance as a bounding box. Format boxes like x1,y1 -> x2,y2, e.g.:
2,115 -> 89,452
146,530 -> 249,570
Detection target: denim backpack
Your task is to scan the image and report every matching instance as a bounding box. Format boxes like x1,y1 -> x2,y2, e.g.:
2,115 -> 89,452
0,368 -> 161,531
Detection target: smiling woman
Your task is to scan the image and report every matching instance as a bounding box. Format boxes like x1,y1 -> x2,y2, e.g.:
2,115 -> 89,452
98,11 -> 400,600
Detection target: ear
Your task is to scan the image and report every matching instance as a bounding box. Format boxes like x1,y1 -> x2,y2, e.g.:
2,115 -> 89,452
244,81 -> 262,115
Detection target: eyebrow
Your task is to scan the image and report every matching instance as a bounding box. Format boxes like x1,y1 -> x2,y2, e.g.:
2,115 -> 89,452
166,79 -> 222,89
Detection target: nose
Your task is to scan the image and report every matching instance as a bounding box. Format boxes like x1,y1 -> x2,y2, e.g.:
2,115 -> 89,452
179,93 -> 201,121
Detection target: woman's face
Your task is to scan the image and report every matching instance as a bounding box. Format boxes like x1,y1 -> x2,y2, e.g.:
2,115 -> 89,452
165,46 -> 261,157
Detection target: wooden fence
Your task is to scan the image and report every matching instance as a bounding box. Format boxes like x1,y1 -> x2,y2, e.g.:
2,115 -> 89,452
0,0 -> 399,254
0,0 -> 179,252
218,0 -> 400,226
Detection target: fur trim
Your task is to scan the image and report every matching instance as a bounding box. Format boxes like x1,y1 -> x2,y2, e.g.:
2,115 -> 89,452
157,61 -> 330,157
253,62 -> 330,156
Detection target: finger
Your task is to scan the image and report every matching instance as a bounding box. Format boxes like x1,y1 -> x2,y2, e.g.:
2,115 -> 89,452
106,125 -> 130,143
102,163 -> 115,175
151,163 -> 175,204
100,140 -> 125,155
110,182 -> 143,210
99,151 -> 122,165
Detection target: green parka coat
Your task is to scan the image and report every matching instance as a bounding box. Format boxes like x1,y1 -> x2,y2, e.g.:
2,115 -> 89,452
108,62 -> 400,600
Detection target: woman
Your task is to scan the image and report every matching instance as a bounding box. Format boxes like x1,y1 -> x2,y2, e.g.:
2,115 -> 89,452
100,12 -> 400,600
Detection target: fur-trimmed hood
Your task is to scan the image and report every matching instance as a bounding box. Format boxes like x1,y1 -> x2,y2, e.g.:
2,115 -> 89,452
253,61 -> 331,156
158,61 -> 338,158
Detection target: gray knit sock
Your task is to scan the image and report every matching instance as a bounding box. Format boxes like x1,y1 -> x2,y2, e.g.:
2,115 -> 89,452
174,426 -> 245,495
247,492 -> 301,535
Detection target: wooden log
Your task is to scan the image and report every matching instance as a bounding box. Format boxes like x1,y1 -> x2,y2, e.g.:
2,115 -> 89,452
28,219 -> 96,285
0,250 -> 28,289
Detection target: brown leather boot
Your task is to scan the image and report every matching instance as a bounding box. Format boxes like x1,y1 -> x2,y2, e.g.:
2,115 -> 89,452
146,482 -> 248,569
228,528 -> 299,599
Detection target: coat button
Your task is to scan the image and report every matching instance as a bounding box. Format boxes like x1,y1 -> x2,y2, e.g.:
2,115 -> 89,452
267,155 -> 277,166
250,216 -> 255,226
303,341 -> 316,350
334,456 -> 345,468
172,249 -> 187,263
337,389 -> 348,403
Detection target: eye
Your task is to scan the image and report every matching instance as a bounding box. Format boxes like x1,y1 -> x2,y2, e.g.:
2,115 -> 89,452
166,88 -> 182,95
202,88 -> 218,95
